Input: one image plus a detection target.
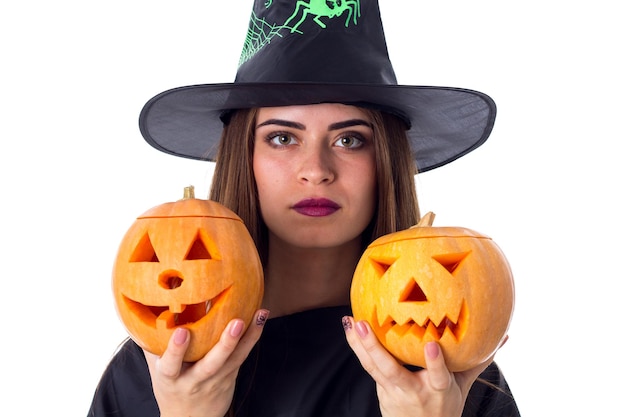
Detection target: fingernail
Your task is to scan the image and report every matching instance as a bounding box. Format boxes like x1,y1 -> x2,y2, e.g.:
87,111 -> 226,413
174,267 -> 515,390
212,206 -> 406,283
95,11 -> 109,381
256,309 -> 269,326
356,321 -> 369,338
426,342 -> 440,359
229,319 -> 244,337
341,316 -> 352,331
173,327 -> 189,345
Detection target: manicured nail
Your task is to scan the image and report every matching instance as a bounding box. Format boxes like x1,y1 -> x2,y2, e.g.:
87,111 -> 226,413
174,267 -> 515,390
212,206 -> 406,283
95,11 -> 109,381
341,316 -> 352,331
229,319 -> 244,337
256,309 -> 269,326
356,321 -> 369,338
173,327 -> 189,345
426,342 -> 440,359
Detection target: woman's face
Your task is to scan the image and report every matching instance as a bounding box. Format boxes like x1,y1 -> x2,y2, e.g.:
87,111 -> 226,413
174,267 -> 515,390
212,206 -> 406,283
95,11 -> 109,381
253,103 -> 377,250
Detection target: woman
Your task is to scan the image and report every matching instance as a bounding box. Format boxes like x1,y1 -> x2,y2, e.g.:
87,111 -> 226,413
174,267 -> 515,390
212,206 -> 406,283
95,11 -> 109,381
90,1 -> 520,416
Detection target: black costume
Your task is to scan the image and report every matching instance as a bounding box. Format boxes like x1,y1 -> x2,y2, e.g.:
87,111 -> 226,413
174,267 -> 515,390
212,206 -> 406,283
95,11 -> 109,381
93,1 -> 520,414
89,306 -> 520,417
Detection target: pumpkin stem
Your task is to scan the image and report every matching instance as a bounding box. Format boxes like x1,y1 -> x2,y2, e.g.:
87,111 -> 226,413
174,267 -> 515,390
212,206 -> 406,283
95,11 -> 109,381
414,211 -> 435,228
183,185 -> 195,199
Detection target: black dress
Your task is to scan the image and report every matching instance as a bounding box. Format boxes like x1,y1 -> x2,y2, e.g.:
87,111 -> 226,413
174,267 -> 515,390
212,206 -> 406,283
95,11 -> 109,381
88,306 -> 520,417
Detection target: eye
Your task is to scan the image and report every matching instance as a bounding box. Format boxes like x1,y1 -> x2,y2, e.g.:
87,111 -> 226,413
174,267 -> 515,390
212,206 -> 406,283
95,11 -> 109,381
268,133 -> 296,146
334,134 -> 364,149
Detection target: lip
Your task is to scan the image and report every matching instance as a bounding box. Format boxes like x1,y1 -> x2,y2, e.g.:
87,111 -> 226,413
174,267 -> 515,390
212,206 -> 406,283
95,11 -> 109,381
292,198 -> 341,217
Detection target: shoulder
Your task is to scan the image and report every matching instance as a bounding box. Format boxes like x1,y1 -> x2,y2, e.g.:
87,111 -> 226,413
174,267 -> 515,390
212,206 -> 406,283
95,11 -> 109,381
88,339 -> 158,417
462,362 -> 521,417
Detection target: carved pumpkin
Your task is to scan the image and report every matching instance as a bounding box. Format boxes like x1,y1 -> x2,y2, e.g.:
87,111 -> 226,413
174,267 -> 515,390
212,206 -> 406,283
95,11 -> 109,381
112,186 -> 264,362
350,213 -> 514,372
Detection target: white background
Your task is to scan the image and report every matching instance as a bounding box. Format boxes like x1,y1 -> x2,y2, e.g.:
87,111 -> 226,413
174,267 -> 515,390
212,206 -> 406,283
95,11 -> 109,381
2,1 -> 624,415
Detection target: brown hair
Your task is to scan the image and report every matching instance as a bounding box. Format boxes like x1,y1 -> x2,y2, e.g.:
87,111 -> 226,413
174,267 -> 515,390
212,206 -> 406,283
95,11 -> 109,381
210,108 -> 507,416
209,106 -> 421,265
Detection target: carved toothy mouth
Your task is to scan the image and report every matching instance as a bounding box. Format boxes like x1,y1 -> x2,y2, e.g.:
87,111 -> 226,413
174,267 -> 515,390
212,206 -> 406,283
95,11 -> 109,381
372,300 -> 468,341
121,286 -> 231,328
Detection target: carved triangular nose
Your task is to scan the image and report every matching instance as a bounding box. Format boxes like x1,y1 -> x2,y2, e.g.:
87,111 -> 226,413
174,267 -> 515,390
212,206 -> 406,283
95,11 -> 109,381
399,279 -> 427,302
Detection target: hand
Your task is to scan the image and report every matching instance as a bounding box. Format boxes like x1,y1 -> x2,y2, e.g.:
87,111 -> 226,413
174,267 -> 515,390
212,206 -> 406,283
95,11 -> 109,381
343,316 -> 503,417
144,309 -> 269,417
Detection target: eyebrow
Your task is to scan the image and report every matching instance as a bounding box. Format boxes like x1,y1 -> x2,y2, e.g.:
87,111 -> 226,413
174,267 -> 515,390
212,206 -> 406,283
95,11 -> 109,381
329,119 -> 373,130
257,119 -> 305,130
256,118 -> 372,131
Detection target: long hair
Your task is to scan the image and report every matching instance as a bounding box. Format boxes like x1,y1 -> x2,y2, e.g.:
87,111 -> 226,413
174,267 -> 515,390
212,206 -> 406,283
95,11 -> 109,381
362,108 -> 420,241
209,108 -> 506,417
209,107 -> 421,265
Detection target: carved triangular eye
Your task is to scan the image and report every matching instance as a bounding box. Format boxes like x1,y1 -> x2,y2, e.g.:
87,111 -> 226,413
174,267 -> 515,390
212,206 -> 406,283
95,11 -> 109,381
129,233 -> 159,262
432,251 -> 470,274
185,231 -> 212,260
368,255 -> 398,278
400,279 -> 427,302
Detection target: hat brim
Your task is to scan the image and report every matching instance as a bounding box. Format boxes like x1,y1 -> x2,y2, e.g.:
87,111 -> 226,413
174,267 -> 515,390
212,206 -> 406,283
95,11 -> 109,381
139,82 -> 496,173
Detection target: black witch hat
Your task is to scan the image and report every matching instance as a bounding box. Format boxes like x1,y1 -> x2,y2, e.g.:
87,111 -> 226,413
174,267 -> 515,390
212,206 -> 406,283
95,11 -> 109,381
139,0 -> 496,173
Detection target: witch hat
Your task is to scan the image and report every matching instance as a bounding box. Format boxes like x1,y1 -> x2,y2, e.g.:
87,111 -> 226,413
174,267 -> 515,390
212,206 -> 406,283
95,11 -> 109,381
139,0 -> 496,172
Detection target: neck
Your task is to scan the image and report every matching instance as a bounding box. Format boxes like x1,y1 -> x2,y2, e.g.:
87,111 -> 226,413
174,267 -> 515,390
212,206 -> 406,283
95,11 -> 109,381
262,237 -> 363,318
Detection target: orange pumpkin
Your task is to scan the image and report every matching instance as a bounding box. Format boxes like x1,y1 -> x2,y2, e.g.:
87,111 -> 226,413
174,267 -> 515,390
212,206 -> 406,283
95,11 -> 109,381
350,213 -> 514,372
112,186 -> 264,362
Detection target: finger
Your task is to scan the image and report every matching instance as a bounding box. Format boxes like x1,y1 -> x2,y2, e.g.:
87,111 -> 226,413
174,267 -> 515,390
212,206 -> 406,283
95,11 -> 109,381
500,334 -> 509,349
343,316 -> 372,367
153,327 -> 191,378
194,309 -> 269,377
227,309 -> 269,365
424,342 -> 452,391
343,317 -> 402,385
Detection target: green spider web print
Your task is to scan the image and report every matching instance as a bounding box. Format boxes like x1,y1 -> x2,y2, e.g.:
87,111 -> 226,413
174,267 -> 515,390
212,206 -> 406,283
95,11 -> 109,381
239,10 -> 285,67
238,1 -> 361,67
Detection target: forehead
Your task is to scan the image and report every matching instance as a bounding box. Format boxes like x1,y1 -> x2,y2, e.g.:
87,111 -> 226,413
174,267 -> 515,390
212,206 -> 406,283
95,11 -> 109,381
256,103 -> 371,123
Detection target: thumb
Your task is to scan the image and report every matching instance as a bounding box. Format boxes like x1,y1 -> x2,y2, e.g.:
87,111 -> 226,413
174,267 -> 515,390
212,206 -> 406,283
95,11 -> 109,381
424,342 -> 452,391
156,327 -> 190,378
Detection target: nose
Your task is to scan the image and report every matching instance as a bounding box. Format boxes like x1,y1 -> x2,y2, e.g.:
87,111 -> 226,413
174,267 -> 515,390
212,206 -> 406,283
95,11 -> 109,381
297,147 -> 335,185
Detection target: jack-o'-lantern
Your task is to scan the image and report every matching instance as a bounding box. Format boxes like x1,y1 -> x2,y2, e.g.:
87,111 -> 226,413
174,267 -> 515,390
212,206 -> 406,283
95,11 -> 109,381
112,186 -> 264,362
350,212 -> 514,372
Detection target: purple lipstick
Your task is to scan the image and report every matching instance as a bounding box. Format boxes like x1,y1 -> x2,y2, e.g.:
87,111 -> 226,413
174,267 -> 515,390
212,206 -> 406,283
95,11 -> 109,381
292,198 -> 340,217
